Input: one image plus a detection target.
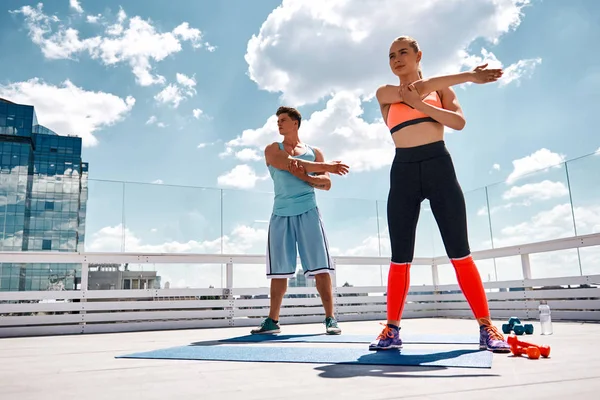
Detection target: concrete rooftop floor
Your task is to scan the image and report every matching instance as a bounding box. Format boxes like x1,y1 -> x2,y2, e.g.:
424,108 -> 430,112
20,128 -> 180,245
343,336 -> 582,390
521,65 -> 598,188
0,318 -> 599,400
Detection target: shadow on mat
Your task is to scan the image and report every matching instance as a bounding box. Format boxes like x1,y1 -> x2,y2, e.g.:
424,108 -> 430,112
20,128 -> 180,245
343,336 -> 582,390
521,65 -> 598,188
190,334 -> 323,346
189,340 -> 226,347
189,334 -> 325,347
314,364 -> 499,379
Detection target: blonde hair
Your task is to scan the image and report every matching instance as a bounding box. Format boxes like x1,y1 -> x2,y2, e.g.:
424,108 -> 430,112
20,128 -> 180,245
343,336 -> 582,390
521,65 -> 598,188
394,36 -> 422,78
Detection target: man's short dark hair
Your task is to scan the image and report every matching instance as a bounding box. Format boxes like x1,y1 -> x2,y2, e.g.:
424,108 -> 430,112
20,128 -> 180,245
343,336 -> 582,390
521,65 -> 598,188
276,106 -> 302,128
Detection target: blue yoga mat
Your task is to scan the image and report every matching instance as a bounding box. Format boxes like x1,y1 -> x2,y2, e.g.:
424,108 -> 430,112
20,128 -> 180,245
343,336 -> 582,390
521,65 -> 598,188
118,345 -> 492,369
218,333 -> 479,345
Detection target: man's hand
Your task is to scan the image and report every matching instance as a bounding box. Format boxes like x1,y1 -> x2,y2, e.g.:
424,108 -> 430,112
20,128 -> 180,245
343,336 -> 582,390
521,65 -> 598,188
323,161 -> 349,175
469,63 -> 503,84
288,159 -> 306,176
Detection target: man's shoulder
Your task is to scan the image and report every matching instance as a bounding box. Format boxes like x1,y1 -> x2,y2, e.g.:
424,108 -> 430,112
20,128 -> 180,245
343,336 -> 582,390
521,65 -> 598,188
306,144 -> 323,156
265,142 -> 280,150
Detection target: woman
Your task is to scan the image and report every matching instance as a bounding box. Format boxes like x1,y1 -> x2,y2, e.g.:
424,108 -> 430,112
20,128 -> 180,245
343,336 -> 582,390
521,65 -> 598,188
369,36 -> 510,353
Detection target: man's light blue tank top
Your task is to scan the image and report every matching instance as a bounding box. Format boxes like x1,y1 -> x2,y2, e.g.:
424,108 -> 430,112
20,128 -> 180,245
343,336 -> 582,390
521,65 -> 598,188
267,142 -> 317,217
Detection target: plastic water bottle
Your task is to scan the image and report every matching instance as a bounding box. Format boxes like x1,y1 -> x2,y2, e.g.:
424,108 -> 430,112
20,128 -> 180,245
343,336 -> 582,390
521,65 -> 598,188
539,300 -> 553,335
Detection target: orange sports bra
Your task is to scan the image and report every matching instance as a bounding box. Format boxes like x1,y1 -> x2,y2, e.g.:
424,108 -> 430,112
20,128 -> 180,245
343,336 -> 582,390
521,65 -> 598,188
386,91 -> 442,134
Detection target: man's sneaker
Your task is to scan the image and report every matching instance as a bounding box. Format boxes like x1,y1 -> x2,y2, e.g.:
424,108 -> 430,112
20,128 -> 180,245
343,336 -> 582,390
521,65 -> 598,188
325,317 -> 341,335
369,324 -> 403,350
479,324 -> 511,352
250,317 -> 281,334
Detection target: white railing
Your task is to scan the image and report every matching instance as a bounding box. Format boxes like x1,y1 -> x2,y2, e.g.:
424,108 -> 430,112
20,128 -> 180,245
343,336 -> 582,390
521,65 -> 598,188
1,233 -> 599,338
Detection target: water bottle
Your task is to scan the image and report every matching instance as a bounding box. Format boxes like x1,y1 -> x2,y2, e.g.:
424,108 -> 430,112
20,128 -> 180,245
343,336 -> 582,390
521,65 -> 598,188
539,300 -> 553,335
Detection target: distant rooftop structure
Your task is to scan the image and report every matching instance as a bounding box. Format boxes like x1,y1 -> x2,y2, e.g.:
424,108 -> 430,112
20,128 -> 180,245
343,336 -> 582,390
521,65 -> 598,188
32,124 -> 58,136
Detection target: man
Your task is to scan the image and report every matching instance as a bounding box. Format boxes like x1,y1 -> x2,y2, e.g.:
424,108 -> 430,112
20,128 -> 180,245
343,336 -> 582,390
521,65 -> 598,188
251,106 -> 349,335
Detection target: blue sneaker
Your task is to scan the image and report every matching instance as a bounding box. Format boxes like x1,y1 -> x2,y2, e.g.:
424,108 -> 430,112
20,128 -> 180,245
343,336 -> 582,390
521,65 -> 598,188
250,317 -> 281,334
325,316 -> 341,335
369,324 -> 403,350
479,324 -> 511,352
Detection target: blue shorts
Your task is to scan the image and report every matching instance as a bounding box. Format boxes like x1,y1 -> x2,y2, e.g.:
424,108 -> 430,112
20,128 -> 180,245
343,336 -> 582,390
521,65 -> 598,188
266,207 -> 334,279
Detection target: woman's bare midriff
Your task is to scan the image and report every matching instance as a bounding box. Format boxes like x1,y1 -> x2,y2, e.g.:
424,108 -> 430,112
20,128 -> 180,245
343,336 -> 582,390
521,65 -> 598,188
391,121 -> 445,148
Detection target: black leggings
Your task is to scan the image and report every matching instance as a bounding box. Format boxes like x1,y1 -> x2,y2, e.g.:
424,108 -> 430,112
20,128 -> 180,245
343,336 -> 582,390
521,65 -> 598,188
387,140 -> 470,263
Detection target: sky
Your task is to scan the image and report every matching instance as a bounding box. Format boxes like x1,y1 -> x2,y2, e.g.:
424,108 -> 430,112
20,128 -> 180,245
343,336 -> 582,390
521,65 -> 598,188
1,0 -> 599,288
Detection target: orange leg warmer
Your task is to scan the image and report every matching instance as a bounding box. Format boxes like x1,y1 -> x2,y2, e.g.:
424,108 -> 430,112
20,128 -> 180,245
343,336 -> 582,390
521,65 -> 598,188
386,262 -> 411,322
451,256 -> 490,320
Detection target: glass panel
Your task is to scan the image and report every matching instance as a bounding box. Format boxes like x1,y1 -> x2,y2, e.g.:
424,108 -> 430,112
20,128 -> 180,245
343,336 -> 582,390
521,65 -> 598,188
83,180 -> 124,252
487,162 -> 574,250
566,154 -> 600,235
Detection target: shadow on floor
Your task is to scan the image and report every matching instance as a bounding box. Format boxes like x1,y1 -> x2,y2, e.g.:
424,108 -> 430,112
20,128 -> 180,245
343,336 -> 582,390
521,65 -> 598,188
314,363 -> 499,379
314,349 -> 500,379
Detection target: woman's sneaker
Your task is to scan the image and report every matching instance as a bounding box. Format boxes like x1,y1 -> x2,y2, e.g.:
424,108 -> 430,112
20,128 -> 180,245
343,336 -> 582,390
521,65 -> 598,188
368,324 -> 403,350
250,317 -> 281,334
479,324 -> 511,352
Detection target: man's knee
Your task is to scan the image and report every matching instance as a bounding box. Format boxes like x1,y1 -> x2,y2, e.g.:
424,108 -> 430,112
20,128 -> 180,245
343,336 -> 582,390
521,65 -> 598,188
314,273 -> 332,284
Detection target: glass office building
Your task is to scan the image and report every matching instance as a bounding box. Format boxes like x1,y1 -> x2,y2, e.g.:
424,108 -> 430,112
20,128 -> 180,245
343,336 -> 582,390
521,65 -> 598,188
0,97 -> 88,291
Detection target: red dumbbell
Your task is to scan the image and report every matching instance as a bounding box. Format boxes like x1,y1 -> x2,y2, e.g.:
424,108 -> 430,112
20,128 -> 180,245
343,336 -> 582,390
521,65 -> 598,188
510,344 -> 541,359
507,335 -> 550,358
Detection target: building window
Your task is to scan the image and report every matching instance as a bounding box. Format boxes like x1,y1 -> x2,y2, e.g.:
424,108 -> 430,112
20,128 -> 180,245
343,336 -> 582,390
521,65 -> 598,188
42,239 -> 52,250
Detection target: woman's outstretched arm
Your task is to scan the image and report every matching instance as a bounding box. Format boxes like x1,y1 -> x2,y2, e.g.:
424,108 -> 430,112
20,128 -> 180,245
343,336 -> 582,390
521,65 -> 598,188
375,64 -> 503,106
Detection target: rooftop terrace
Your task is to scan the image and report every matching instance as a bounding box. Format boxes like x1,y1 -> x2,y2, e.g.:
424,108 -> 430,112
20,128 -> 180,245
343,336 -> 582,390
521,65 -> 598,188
1,149 -> 599,399
1,318 -> 599,400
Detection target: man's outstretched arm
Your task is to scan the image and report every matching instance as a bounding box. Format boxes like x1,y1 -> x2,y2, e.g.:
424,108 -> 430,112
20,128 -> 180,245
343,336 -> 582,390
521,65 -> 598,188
264,142 -> 348,175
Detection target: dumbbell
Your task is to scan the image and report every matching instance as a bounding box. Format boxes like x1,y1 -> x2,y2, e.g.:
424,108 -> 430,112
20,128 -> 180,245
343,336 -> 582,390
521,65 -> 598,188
502,317 -> 534,335
507,335 -> 551,358
510,344 -> 541,359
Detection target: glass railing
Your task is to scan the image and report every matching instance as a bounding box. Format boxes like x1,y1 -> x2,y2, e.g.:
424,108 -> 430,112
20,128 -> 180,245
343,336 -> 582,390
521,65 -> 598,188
1,151 -> 599,291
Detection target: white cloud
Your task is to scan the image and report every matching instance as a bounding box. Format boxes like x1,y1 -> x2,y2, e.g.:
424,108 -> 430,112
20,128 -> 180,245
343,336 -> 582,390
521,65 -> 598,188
146,115 -> 157,125
225,91 -> 393,179
11,4 -> 213,86
176,73 -> 196,89
86,14 -> 101,24
245,0 -> 536,106
506,148 -> 566,184
477,179 -> 569,217
499,57 -> 542,87
154,73 -> 197,108
92,223 -> 263,261
152,179 -> 164,184
503,180 -> 569,201
193,108 -> 203,119
0,78 -> 135,147
235,148 -> 262,162
154,84 -> 184,107
490,203 -> 600,248
493,164 -> 501,170
69,0 -> 83,14
217,165 -> 268,189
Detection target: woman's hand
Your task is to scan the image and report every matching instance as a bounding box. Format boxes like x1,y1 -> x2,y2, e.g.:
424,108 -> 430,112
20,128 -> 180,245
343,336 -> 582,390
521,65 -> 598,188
399,83 -> 423,109
470,63 -> 503,84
